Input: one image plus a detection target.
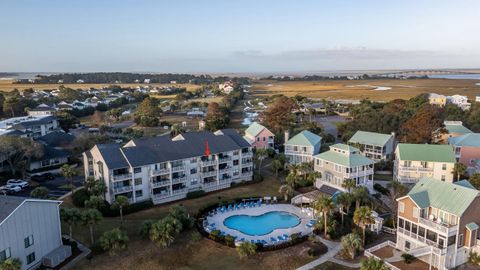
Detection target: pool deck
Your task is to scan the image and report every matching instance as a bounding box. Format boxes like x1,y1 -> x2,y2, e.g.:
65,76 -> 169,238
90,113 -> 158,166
205,204 -> 314,244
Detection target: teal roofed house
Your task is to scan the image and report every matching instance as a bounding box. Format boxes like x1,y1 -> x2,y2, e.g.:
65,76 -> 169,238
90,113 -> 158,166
284,130 -> 322,164
394,143 -> 456,183
389,177 -> 480,270
448,133 -> 480,175
313,143 -> 375,192
348,130 -> 396,161
243,122 -> 275,149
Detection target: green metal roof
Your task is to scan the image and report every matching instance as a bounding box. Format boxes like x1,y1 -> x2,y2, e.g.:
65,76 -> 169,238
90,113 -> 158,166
455,180 -> 476,189
286,130 -> 322,147
448,133 -> 480,147
348,131 -> 393,147
245,122 -> 266,137
466,222 -> 479,231
445,124 -> 472,134
406,177 -> 479,216
331,143 -> 359,153
314,149 -> 374,167
397,144 -> 456,163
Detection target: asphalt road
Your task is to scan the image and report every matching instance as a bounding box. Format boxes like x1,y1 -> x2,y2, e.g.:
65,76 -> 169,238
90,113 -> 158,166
9,175 -> 84,199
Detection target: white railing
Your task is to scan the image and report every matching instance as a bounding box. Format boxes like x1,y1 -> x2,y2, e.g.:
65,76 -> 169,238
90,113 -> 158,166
242,152 -> 253,158
201,170 -> 217,177
218,168 -> 231,174
218,156 -> 232,162
151,168 -> 170,176
172,177 -> 187,184
398,165 -> 433,172
171,165 -> 186,172
172,188 -> 187,195
153,192 -> 171,199
112,173 -> 132,181
344,169 -> 374,178
203,181 -> 218,187
364,241 -> 401,270
418,217 -> 449,234
201,160 -> 217,166
151,181 -> 170,188
113,185 -> 133,193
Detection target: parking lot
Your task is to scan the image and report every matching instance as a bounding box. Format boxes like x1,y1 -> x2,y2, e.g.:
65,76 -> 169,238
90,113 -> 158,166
2,174 -> 84,199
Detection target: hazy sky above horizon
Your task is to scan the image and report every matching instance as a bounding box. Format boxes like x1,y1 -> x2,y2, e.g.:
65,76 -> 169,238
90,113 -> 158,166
1,0 -> 480,73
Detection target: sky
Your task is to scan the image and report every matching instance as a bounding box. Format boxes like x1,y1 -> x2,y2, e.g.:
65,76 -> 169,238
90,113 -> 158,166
1,0 -> 480,73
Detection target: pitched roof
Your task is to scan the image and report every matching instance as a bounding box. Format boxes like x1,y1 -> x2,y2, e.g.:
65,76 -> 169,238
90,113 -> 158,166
405,177 -> 479,215
314,146 -> 374,167
245,122 -> 267,137
444,124 -> 473,134
32,146 -> 70,162
331,143 -> 359,153
448,133 -> 480,147
0,196 -> 25,223
348,131 -> 393,147
286,130 -> 322,147
36,131 -> 74,147
466,222 -> 479,231
396,144 -> 456,163
95,143 -> 129,169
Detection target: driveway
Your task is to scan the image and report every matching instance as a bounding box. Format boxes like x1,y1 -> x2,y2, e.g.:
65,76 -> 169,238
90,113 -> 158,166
9,175 -> 84,199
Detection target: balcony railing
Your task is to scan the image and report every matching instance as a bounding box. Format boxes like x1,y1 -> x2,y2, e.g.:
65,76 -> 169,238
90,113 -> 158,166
151,168 -> 170,176
242,152 -> 253,158
418,217 -> 457,234
171,165 -> 186,172
201,170 -> 217,177
344,169 -> 374,178
201,159 -> 217,166
172,177 -> 187,184
112,173 -> 132,181
203,181 -> 218,187
151,180 -> 170,188
113,185 -> 133,194
153,192 -> 171,199
172,188 -> 188,195
218,156 -> 232,162
218,168 -> 231,174
398,165 -> 433,172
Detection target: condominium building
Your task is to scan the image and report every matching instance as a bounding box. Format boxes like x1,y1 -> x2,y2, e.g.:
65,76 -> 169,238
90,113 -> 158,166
83,129 -> 254,205
284,130 -> 322,164
313,144 -> 375,192
0,196 -> 70,270
394,144 -> 455,183
243,122 -> 275,149
394,177 -> 480,269
348,131 -> 396,161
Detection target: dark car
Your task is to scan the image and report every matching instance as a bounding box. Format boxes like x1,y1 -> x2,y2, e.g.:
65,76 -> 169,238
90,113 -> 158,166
31,173 -> 55,182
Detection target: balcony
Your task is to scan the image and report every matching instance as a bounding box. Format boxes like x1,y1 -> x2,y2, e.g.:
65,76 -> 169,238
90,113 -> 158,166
201,170 -> 217,177
218,167 -> 231,174
398,165 -> 433,172
153,192 -> 171,199
203,181 -> 218,187
396,176 -> 419,183
201,159 -> 217,166
418,217 -> 458,234
344,169 -> 374,178
151,180 -> 170,188
111,173 -> 132,181
172,176 -> 187,184
242,152 -> 253,158
172,188 -> 188,195
113,185 -> 133,194
171,165 -> 186,172
219,156 -> 232,162
151,168 -> 170,176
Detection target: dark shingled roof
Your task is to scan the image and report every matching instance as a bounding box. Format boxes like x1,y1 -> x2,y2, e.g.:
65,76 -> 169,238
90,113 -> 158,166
0,196 -> 26,223
37,131 -> 74,147
97,129 -> 250,168
32,146 -> 70,162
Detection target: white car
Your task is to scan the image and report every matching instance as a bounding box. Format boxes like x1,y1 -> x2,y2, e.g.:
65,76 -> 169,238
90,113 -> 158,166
0,185 -> 22,194
6,179 -> 29,188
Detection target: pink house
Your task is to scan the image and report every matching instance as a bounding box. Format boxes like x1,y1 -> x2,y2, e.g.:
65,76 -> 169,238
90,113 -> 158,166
243,122 -> 275,149
449,133 -> 480,174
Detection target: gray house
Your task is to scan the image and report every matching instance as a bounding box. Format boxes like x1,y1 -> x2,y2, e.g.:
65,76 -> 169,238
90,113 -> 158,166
0,196 -> 70,270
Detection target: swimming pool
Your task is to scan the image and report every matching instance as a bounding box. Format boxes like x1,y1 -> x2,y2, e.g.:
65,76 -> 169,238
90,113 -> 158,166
223,211 -> 300,236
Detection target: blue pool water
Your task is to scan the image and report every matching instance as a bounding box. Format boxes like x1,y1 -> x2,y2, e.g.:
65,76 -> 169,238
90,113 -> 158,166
223,211 -> 300,236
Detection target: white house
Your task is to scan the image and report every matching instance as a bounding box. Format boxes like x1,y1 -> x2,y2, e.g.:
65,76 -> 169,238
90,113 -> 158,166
0,197 -> 70,270
448,95 -> 471,111
284,130 -> 322,164
348,131 -> 396,161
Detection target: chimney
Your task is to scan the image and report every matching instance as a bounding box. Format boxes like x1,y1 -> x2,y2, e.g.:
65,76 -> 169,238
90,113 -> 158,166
284,130 -> 290,144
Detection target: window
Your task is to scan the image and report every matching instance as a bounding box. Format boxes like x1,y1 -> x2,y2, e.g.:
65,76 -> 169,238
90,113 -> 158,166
458,234 -> 464,247
26,252 -> 35,264
0,248 -> 11,261
190,178 -> 198,185
24,235 -> 34,248
418,226 -> 425,237
441,175 -> 446,181
399,202 -> 405,213
257,137 -> 260,142
398,218 -> 404,229
233,160 -> 239,166
134,167 -> 142,173
263,137 -> 266,142
448,235 -> 456,246
190,168 -> 197,174
442,164 -> 447,170
134,178 -> 142,185
135,190 -> 143,197
413,207 -> 419,218
405,241 -> 410,250
405,220 -> 411,231
190,158 -> 197,164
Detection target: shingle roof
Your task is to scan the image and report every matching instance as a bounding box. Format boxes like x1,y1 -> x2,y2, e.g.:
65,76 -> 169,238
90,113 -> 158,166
95,143 -> 129,169
444,124 -> 472,134
32,146 -> 70,162
36,131 -> 74,147
0,196 -> 26,223
245,122 -> 267,137
348,131 -> 393,147
448,133 -> 480,147
286,130 -> 322,147
405,177 -> 479,215
396,144 -> 456,163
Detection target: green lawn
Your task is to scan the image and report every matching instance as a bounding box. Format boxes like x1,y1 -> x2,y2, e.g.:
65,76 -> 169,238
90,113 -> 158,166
67,162 -> 320,270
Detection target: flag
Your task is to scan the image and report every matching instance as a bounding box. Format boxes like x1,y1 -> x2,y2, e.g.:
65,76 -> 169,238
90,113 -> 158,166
205,140 -> 211,156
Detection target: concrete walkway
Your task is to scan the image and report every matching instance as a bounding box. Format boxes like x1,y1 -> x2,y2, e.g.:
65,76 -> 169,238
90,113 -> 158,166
296,237 -> 342,270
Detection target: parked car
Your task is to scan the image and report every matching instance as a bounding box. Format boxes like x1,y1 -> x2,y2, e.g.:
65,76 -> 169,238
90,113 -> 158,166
6,179 -> 29,188
0,185 -> 22,194
31,173 -> 55,182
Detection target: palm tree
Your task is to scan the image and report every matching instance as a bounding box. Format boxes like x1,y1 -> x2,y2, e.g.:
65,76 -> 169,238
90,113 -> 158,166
60,208 -> 82,239
341,233 -> 363,260
452,162 -> 467,181
81,208 -> 103,245
255,148 -> 268,172
149,216 -> 183,247
314,196 -> 335,238
271,159 -> 282,177
100,228 -> 129,256
360,256 -> 389,270
387,181 -> 407,228
60,164 -> 78,194
353,186 -> 370,209
278,184 -> 294,202
354,206 -> 375,245
336,192 -> 353,225
299,162 -> 312,181
0,258 -> 22,270
112,195 -> 130,225
342,178 -> 356,193
84,195 -> 104,209
236,241 -> 257,258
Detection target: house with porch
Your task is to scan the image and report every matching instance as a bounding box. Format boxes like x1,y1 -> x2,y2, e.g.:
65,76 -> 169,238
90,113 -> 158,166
284,130 -> 322,164
243,122 -> 275,149
449,133 -> 480,175
348,131 -> 396,161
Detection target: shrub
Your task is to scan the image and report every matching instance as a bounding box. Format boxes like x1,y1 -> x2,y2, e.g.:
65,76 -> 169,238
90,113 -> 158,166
373,183 -> 390,196
224,235 -> 235,247
139,220 -> 154,239
253,173 -> 263,182
99,200 -> 153,217
307,248 -> 318,257
186,190 -> 205,199
401,253 -> 416,264
189,231 -> 203,243
469,251 -> 480,265
236,242 -> 257,258
209,230 -> 224,242
72,188 -> 90,207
